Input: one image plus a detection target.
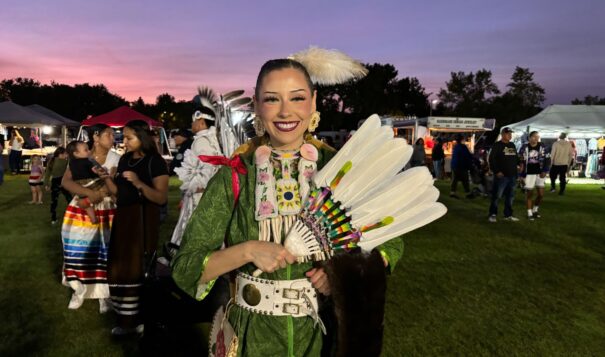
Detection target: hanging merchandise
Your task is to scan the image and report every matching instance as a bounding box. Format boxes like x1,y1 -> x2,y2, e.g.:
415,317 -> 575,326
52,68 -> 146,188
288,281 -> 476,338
588,138 -> 598,152
575,139 -> 588,158
598,137 -> 605,150
585,153 -> 601,177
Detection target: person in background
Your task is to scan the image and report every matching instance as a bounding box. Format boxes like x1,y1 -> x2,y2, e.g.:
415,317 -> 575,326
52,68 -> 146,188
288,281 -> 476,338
28,155 -> 44,204
0,134 -> 4,185
488,127 -> 520,223
432,137 -> 444,179
450,134 -> 474,199
549,132 -> 574,195
44,147 -> 72,224
61,124 -> 120,312
518,131 -> 549,221
168,129 -> 193,175
28,129 -> 41,148
103,120 -> 169,336
411,138 -> 426,167
168,107 -> 222,254
9,129 -> 24,174
600,152 -> 605,190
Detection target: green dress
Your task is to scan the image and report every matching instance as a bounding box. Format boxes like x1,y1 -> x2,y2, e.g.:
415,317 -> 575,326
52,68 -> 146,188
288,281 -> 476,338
172,140 -> 405,357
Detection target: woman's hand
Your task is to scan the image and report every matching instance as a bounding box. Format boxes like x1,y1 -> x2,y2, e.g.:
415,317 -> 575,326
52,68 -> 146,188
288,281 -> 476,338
306,268 -> 330,296
247,241 -> 297,274
122,171 -> 143,189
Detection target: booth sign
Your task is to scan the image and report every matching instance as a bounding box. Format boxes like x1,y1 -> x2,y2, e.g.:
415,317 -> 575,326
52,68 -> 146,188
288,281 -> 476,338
428,117 -> 485,129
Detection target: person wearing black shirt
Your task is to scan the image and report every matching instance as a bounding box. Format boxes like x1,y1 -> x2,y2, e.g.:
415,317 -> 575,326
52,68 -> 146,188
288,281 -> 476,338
519,131 -> 549,221
488,127 -> 520,222
168,129 -> 193,175
103,120 -> 169,336
432,137 -> 445,179
450,135 -> 474,199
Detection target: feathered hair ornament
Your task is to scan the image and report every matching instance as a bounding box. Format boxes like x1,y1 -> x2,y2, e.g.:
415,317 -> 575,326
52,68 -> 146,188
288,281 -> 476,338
192,86 -> 218,121
288,46 -> 368,85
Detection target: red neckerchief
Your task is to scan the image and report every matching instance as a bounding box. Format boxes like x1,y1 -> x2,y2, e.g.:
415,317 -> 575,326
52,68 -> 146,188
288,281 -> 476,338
198,155 -> 247,203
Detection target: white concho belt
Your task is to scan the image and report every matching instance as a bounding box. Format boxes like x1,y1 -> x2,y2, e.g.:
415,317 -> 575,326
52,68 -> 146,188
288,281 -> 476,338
234,272 -> 326,333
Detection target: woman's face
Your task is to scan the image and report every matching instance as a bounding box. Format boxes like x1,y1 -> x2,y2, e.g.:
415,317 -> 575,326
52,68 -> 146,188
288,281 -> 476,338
122,127 -> 141,153
95,128 -> 115,151
255,68 -> 316,150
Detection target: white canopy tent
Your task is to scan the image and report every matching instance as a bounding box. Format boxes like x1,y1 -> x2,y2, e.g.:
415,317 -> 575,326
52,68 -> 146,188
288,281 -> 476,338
508,105 -> 605,139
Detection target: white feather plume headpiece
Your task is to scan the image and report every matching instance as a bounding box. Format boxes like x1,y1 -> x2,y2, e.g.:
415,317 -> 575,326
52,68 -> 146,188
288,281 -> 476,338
192,86 -> 218,122
288,46 -> 368,85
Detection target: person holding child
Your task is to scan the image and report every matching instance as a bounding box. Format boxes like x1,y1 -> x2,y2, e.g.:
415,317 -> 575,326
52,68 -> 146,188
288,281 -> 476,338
61,124 -> 120,311
65,140 -> 108,223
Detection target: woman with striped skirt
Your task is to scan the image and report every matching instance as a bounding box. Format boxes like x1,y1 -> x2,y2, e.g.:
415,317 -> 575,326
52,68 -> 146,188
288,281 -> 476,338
61,125 -> 120,312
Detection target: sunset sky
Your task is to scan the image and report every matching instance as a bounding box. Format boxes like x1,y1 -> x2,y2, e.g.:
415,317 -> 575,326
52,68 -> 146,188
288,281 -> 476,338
1,0 -> 603,105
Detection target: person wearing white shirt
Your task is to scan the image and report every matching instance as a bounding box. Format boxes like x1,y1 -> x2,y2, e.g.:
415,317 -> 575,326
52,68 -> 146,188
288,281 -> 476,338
169,107 -> 222,250
549,133 -> 574,195
8,129 -> 24,174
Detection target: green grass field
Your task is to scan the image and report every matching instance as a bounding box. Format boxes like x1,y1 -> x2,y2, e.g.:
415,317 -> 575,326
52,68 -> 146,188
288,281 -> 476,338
1,174 -> 604,356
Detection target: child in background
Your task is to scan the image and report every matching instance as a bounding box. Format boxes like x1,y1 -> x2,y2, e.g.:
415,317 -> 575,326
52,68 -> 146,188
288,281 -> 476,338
44,147 -> 72,224
66,141 -> 107,224
28,155 -> 44,204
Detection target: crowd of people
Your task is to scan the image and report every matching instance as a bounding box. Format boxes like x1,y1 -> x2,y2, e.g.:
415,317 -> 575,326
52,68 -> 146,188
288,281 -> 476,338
415,126 -> 603,224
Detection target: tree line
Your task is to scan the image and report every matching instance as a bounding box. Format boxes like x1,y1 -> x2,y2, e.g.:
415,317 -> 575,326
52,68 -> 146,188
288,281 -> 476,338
1,66 -> 601,138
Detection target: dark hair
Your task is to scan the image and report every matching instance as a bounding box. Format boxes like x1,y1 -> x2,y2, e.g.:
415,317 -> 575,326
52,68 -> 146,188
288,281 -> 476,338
415,138 -> 424,145
53,146 -> 67,157
86,124 -> 111,149
456,134 -> 465,143
194,106 -> 216,129
124,120 -> 158,156
66,140 -> 86,160
48,147 -> 67,171
254,59 -> 315,98
529,131 -> 539,138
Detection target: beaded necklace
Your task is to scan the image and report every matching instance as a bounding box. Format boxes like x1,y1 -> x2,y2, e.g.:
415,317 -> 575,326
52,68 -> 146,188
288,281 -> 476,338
254,143 -> 318,243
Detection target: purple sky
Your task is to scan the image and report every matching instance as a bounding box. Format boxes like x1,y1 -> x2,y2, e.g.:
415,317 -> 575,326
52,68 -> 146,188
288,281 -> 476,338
1,0 -> 604,105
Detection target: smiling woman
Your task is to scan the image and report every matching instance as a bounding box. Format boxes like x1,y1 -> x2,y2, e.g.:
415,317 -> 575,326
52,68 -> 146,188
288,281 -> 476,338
170,48 -> 407,356
253,59 -> 317,150
172,57 -> 339,356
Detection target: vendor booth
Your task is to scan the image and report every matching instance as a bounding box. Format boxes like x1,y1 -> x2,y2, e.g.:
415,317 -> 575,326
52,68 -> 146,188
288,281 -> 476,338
391,116 -> 496,174
508,105 -> 605,178
392,116 -> 496,150
78,106 -> 172,160
0,101 -> 76,170
27,104 -> 80,147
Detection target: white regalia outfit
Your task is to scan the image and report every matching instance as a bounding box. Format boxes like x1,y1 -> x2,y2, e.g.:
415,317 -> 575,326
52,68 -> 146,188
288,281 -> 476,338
171,117 -> 222,247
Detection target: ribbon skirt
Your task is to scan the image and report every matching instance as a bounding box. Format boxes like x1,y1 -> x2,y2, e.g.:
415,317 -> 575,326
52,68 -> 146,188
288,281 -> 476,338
61,197 -> 115,299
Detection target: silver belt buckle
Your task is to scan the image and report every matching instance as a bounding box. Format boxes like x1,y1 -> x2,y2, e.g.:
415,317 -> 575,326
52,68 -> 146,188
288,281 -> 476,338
282,288 -> 300,299
282,303 -> 300,315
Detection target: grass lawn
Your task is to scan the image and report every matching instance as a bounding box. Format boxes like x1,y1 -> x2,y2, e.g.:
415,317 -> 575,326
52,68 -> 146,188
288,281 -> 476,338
1,174 -> 604,356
